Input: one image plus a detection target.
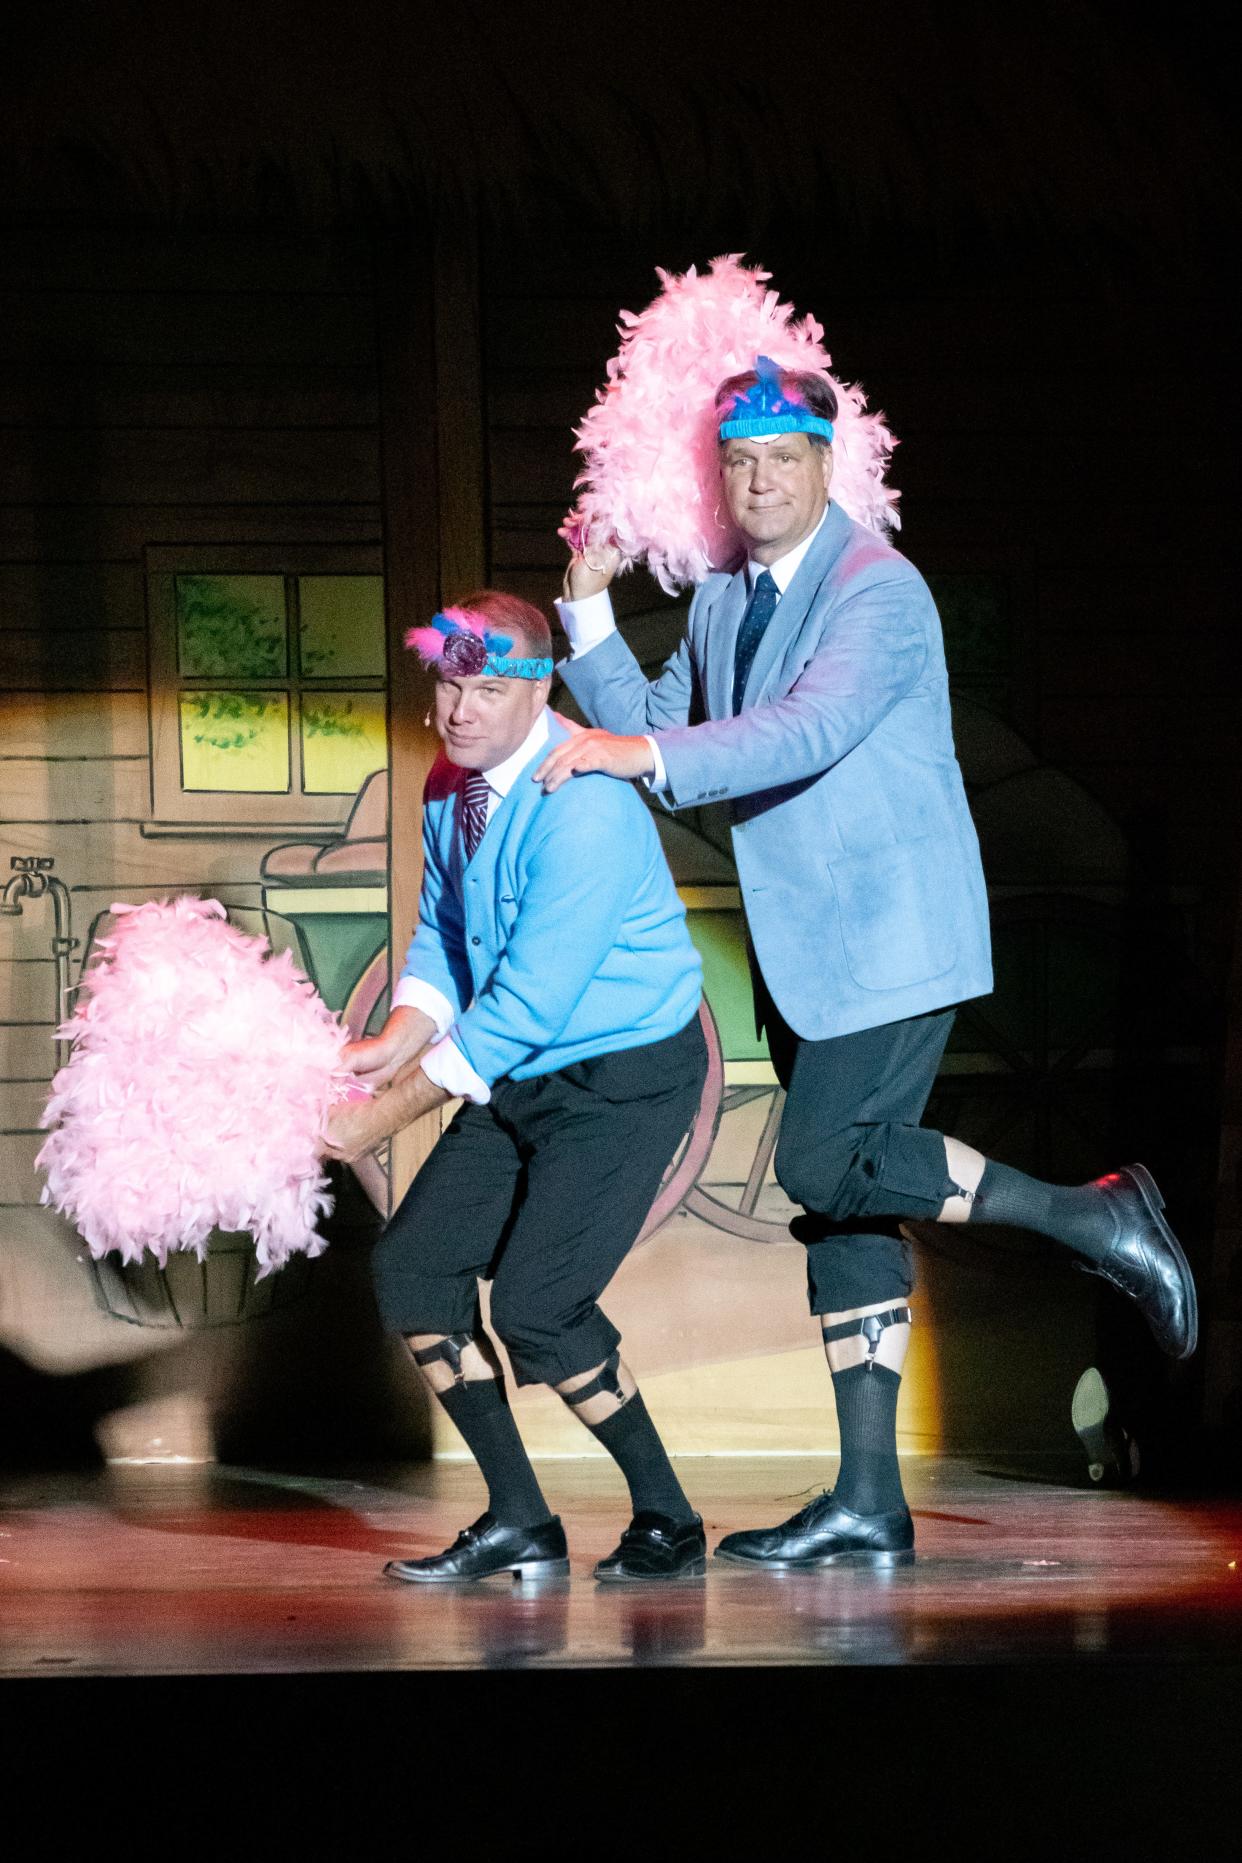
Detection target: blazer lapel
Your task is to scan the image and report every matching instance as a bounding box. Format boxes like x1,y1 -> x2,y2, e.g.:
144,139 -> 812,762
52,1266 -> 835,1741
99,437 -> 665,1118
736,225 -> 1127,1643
702,569 -> 750,720
741,501 -> 854,710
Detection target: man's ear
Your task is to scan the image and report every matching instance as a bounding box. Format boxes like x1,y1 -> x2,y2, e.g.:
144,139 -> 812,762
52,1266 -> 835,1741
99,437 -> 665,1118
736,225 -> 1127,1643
821,447 -> 834,496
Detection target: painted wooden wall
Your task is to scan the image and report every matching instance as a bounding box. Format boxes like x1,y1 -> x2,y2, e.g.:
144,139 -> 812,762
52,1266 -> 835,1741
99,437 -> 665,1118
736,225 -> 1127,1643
0,228 -> 412,1464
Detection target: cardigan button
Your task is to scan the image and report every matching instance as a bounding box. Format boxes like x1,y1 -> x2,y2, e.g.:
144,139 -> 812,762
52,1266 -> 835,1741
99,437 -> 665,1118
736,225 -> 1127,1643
471,936 -> 481,946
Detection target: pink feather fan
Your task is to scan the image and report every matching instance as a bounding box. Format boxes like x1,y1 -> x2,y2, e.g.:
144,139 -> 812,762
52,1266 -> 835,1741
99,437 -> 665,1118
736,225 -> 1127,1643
37,897 -> 365,1277
561,254 -> 901,595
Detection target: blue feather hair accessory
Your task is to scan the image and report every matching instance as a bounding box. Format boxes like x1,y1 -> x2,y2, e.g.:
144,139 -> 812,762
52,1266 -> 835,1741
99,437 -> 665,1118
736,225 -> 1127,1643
718,355 -> 834,443
405,607 -> 552,679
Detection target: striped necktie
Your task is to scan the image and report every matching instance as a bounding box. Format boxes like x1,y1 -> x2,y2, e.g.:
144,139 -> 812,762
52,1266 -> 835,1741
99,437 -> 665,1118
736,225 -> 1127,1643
461,771 -> 491,861
732,569 -> 779,713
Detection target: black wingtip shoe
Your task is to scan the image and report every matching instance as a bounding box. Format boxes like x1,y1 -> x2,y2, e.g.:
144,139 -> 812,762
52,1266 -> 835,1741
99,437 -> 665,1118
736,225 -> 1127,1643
593,1512 -> 707,1583
1072,1366 -> 1139,1486
715,1492 -> 914,1569
384,1512 -> 570,1584
1077,1164 -> 1198,1360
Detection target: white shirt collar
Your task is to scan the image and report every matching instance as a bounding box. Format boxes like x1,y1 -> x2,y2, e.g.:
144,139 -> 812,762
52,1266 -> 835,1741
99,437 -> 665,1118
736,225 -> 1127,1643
482,707 -> 551,798
747,504 -> 830,596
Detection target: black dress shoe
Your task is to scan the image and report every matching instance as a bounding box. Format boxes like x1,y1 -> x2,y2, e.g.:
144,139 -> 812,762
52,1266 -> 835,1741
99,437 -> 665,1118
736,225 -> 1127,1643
384,1512 -> 569,1584
1072,1367 -> 1139,1486
594,1512 -> 707,1583
715,1492 -> 914,1569
1076,1164 -> 1198,1359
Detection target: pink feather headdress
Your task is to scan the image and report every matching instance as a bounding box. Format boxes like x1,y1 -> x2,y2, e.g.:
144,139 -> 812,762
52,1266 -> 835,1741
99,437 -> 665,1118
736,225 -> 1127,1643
560,254 -> 901,595
37,897 -> 364,1276
406,605 -> 502,675
405,606 -> 550,679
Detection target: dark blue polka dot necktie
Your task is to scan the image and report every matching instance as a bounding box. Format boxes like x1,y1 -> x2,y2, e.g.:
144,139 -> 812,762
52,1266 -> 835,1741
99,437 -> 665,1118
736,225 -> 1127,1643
461,771 -> 490,860
732,569 -> 779,714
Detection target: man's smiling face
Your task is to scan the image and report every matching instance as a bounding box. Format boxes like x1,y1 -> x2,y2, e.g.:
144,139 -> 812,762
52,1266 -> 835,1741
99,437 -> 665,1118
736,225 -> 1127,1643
719,432 -> 833,564
434,665 -> 549,771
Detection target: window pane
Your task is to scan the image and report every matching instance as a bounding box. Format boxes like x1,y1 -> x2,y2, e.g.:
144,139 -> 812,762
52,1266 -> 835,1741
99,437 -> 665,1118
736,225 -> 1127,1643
298,575 -> 385,678
176,575 -> 288,679
301,691 -> 387,795
180,691 -> 290,792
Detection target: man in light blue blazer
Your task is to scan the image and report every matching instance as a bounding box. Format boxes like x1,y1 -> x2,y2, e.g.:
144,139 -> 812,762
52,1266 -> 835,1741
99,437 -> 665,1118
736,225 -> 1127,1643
324,591 -> 708,1585
542,358 -> 1196,1569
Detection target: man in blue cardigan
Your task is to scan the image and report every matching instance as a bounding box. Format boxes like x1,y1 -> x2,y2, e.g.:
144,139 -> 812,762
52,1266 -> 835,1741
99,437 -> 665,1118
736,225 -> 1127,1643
324,591 -> 708,1584
541,358 -> 1196,1570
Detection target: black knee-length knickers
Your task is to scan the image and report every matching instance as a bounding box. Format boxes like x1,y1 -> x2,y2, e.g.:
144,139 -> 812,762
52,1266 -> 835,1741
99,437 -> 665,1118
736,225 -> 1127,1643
372,1015 -> 707,1386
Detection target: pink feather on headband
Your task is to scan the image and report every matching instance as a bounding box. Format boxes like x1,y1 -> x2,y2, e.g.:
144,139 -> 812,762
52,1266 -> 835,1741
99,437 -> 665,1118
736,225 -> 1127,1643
37,896 -> 364,1276
560,254 -> 901,595
404,604 -> 490,664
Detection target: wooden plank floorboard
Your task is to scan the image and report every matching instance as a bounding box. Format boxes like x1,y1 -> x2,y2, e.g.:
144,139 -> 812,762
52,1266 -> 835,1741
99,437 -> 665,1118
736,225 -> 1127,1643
2,1456 -> 1240,1678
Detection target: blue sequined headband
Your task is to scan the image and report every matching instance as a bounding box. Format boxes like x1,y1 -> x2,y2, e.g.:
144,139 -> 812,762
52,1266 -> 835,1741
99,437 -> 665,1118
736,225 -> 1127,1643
405,608 -> 553,679
718,354 -> 834,443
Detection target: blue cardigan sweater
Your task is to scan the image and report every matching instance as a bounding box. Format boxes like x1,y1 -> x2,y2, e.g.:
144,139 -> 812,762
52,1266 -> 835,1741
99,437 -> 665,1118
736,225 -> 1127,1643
399,714 -> 702,1087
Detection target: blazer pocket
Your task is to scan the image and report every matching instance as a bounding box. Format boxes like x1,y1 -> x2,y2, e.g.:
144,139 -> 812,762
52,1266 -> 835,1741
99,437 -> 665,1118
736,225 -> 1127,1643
827,836 -> 959,992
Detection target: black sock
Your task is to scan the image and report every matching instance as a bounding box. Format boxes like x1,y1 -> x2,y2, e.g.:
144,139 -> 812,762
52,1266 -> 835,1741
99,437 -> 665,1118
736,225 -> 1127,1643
582,1392 -> 695,1524
831,1362 -> 906,1516
969,1160 -> 1113,1261
435,1377 -> 552,1528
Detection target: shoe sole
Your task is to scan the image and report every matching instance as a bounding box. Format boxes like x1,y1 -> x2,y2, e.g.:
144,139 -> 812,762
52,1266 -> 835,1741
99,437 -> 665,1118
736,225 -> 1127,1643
1071,1366 -> 1115,1483
594,1556 -> 708,1585
384,1558 -> 571,1586
713,1547 -> 915,1570
1125,1163 -> 1198,1359
1071,1367 -> 1138,1484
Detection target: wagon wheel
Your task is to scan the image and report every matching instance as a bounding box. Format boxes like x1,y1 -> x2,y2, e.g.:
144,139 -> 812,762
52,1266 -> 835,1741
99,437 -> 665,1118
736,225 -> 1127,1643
341,959 -> 732,1235
635,999 -> 725,1242
677,1074 -> 791,1242
340,948 -> 393,1219
341,944 -> 390,1041
339,953 -> 720,1228
341,961 -> 793,1244
637,1001 -> 794,1245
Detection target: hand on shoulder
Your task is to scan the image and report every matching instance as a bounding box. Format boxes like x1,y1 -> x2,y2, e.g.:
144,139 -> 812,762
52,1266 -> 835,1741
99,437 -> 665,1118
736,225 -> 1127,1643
531,728 -> 655,795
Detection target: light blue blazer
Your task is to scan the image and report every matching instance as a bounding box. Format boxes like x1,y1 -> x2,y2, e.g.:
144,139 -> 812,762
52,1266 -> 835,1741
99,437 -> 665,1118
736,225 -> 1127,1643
399,714 -> 702,1086
560,501 -> 992,1040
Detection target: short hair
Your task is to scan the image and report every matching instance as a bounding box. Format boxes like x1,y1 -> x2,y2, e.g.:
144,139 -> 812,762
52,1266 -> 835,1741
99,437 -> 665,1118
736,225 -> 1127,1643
452,588 -> 553,663
714,367 -> 839,451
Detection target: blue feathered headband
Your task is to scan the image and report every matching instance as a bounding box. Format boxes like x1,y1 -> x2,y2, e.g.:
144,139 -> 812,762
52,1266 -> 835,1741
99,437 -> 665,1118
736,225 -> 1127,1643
405,607 -> 552,679
718,354 -> 834,443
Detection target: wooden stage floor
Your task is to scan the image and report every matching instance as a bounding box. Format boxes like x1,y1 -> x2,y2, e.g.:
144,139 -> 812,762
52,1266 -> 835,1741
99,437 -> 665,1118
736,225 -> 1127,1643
4,1456 -> 1242,1855
2,1453 -> 1240,1676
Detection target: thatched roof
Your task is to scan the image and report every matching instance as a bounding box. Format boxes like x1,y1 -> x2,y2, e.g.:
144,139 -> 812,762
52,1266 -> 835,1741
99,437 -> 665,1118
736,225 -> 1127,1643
1,0 -> 1233,264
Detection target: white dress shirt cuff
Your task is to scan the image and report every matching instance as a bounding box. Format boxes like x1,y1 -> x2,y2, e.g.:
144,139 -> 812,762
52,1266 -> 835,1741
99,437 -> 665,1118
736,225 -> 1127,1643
390,975 -> 457,1040
554,589 -> 618,657
643,736 -> 669,792
420,1035 -> 492,1105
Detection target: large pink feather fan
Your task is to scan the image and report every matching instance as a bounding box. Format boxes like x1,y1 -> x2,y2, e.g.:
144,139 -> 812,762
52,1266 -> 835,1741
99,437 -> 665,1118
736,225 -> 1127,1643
561,254 -> 901,595
37,897 -> 364,1277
